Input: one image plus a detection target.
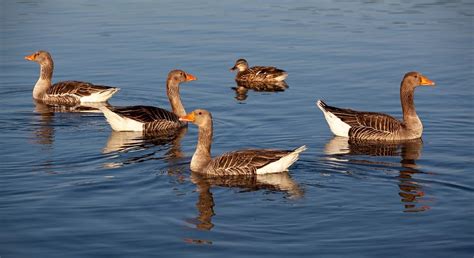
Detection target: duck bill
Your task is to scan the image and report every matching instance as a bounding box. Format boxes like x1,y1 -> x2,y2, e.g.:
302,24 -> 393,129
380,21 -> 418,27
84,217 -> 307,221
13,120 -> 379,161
230,66 -> 237,71
420,75 -> 435,86
185,73 -> 197,81
179,112 -> 195,122
24,53 -> 35,61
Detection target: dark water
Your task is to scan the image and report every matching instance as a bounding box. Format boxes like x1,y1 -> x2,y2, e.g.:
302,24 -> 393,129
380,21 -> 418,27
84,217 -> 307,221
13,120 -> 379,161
1,0 -> 473,257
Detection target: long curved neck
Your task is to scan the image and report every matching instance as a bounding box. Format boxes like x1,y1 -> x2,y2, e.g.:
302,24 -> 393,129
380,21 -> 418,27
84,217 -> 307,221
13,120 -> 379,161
166,79 -> 186,117
33,61 -> 53,99
191,122 -> 213,172
400,82 -> 421,129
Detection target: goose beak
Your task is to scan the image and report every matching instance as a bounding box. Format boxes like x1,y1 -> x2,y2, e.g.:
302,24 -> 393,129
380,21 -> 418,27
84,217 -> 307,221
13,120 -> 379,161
24,53 -> 35,61
420,75 -> 435,86
185,73 -> 197,81
179,112 -> 195,122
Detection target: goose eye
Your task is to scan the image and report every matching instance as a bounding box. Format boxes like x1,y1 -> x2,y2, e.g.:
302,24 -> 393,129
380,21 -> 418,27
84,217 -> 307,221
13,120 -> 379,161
198,111 -> 202,115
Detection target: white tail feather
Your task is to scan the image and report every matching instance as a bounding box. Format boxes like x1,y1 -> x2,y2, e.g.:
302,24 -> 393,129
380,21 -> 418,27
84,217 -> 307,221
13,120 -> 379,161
256,145 -> 307,175
273,73 -> 288,81
80,88 -> 120,103
100,106 -> 144,132
317,100 -> 350,137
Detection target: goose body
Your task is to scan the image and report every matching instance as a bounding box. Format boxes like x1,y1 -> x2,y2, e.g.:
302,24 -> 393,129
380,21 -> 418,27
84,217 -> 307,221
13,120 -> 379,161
317,72 -> 435,141
100,70 -> 196,133
230,59 -> 288,82
180,109 -> 306,176
25,51 -> 119,105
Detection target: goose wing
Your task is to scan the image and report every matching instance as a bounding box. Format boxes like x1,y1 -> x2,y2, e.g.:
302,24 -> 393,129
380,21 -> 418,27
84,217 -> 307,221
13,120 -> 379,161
319,100 -> 403,137
49,81 -> 117,97
109,105 -> 180,123
205,149 -> 292,176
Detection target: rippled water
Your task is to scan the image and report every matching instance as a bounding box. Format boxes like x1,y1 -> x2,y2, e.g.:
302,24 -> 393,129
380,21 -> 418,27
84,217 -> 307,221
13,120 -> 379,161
1,0 -> 473,257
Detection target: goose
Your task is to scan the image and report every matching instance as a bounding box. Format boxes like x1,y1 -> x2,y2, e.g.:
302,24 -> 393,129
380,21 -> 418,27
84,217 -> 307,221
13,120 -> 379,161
317,71 -> 435,141
230,59 -> 288,82
100,70 -> 196,133
179,109 -> 306,175
25,50 -> 119,105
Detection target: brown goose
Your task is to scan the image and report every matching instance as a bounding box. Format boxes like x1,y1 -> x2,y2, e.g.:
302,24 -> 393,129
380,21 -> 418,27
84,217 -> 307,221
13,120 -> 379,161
230,59 -> 288,82
317,71 -> 435,141
100,70 -> 196,133
179,109 -> 306,175
25,50 -> 119,105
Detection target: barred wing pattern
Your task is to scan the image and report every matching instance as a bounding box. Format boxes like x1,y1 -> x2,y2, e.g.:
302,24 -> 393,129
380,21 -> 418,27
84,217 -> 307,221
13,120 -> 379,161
49,81 -> 116,97
41,81 -> 118,105
205,149 -> 292,176
109,105 -> 185,131
320,101 -> 403,140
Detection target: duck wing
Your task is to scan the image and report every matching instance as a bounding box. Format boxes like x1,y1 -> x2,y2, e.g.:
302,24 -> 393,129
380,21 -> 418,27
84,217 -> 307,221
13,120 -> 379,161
237,66 -> 287,81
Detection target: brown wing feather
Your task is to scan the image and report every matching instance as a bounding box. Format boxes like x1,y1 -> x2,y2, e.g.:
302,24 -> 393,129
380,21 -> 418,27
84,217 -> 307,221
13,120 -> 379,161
238,66 -> 287,81
49,81 -> 117,97
321,102 -> 403,136
206,149 -> 292,176
109,105 -> 184,131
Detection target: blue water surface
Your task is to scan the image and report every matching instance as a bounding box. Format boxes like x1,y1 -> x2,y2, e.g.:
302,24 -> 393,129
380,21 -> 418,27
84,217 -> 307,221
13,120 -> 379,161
1,0 -> 473,257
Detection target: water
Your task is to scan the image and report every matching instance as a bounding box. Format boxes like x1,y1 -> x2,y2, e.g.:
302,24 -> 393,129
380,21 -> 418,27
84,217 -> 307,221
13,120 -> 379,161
1,0 -> 473,257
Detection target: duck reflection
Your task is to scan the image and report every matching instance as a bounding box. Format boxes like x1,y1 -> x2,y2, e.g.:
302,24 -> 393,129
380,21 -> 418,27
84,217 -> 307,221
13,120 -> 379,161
102,127 -> 187,168
232,80 -> 288,101
324,137 -> 430,212
188,171 -> 303,231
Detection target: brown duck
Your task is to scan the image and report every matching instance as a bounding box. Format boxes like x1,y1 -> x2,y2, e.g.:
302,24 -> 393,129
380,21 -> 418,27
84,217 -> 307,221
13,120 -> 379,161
230,59 -> 288,82
179,109 -> 306,175
25,50 -> 119,105
317,71 -> 435,141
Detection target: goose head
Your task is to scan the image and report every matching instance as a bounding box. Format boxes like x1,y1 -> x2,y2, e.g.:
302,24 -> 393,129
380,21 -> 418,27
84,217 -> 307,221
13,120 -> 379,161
167,69 -> 197,84
25,50 -> 53,66
230,59 -> 249,72
402,71 -> 435,89
179,109 -> 212,128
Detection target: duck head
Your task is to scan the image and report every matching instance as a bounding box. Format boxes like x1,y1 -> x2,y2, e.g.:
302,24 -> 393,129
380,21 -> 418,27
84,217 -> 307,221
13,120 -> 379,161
230,59 -> 249,72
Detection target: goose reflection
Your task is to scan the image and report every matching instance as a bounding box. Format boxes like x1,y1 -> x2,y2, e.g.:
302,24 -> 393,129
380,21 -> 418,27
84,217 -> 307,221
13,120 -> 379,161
188,171 -> 303,231
102,127 -> 187,168
32,100 -> 111,146
232,80 -> 288,101
324,137 -> 430,212
33,101 -> 55,146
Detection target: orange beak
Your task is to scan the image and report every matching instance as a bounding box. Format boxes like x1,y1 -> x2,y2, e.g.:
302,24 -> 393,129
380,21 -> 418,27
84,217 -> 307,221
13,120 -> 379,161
185,73 -> 197,81
420,75 -> 435,86
179,112 -> 195,122
24,53 -> 36,61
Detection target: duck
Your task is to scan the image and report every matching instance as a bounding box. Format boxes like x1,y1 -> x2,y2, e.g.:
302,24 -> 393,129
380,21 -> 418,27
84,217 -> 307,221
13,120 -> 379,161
179,109 -> 306,175
100,70 -> 196,133
25,50 -> 119,105
230,58 -> 288,82
317,71 -> 435,141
